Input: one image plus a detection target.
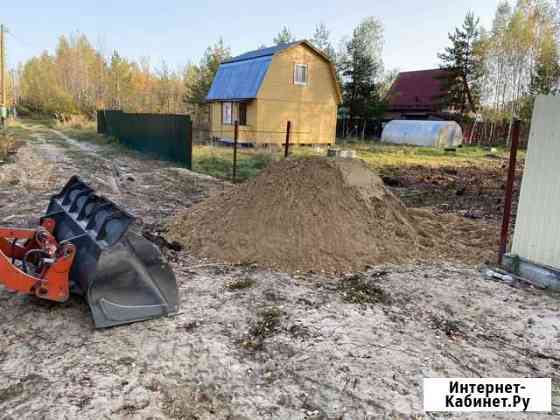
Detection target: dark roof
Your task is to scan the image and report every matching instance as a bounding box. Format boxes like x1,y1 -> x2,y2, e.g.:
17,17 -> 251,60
222,42 -> 300,64
386,69 -> 450,112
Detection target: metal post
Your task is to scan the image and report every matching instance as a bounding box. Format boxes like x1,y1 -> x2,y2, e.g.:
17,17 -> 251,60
232,120 -> 238,182
186,116 -> 192,170
284,120 -> 291,158
499,118 -> 521,265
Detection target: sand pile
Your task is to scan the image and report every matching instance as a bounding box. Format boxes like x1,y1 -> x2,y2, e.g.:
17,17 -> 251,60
169,157 -> 497,272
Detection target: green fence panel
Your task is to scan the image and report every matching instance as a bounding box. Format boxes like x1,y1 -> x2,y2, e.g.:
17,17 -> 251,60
97,110 -> 192,169
96,111 -> 106,134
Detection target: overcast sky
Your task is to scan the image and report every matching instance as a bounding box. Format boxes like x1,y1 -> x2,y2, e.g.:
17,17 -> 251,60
3,0 -> 500,72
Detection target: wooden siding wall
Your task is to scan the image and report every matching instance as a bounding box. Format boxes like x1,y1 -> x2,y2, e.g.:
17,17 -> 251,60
257,45 -> 338,144
511,95 -> 560,269
209,101 -> 258,141
208,44 -> 339,145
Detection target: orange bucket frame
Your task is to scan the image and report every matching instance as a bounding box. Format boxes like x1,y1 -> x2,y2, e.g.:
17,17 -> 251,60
0,218 -> 75,302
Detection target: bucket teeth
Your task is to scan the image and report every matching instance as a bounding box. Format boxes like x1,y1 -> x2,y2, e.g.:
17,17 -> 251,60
44,176 -> 179,328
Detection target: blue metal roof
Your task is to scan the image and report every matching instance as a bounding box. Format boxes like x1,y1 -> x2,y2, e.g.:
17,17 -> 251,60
222,42 -> 299,64
206,42 -> 300,101
206,56 -> 272,101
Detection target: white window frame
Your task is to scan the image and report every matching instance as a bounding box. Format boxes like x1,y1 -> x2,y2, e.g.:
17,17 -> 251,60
294,64 -> 308,86
222,102 -> 233,125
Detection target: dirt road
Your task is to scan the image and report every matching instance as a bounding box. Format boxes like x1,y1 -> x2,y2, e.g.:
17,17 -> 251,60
0,123 -> 558,419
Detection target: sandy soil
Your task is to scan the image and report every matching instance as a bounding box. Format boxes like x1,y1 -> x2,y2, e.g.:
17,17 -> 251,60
170,158 -> 499,272
0,123 -> 558,419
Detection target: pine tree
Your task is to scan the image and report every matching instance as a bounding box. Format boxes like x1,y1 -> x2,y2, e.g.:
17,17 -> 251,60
108,51 -> 134,110
273,26 -> 296,45
311,23 -> 336,61
339,17 -> 384,135
184,38 -> 231,105
438,11 -> 484,113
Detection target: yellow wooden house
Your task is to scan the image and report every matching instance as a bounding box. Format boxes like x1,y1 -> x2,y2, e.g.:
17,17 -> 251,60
206,40 -> 342,145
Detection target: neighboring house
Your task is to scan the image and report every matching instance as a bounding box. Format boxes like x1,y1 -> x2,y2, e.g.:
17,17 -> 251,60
384,69 -> 452,121
206,40 -> 342,145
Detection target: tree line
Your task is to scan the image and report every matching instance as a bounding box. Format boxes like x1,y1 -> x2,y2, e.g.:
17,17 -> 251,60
13,34 -> 186,118
438,0 -> 560,134
9,0 -> 560,136
8,18 -> 389,127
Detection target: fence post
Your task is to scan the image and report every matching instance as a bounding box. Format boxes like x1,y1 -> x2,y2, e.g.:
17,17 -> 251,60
232,120 -> 238,182
186,116 -> 193,170
498,118 -> 520,265
284,120 -> 291,158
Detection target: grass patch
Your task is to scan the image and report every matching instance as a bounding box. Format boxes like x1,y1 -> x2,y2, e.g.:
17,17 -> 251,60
3,119 -> 32,141
0,383 -> 24,404
53,114 -> 94,130
0,120 -> 29,161
241,306 -> 283,351
333,141 -> 519,176
193,145 -> 275,181
16,116 -> 519,184
429,314 -> 466,338
61,127 -> 118,146
192,140 -> 522,182
226,277 -> 256,290
338,273 -> 391,305
0,131 -> 15,161
19,116 -> 515,183
249,307 -> 282,338
12,117 -> 118,148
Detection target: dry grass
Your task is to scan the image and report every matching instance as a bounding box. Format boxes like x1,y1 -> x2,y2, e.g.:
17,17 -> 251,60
226,277 -> 257,290
54,114 -> 95,130
338,272 -> 392,305
241,306 -> 283,351
0,131 -> 15,161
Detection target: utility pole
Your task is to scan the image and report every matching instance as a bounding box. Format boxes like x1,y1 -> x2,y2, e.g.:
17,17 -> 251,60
10,69 -> 17,113
0,24 -> 6,128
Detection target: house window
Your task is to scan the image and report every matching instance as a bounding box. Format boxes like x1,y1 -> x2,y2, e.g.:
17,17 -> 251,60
238,102 -> 247,126
222,102 -> 233,124
294,64 -> 308,85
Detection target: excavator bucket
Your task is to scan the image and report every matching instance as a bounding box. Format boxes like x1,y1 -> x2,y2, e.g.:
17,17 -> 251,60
43,176 -> 179,328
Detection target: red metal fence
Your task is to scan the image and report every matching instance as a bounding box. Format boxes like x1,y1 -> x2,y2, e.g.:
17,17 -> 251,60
461,121 -> 530,148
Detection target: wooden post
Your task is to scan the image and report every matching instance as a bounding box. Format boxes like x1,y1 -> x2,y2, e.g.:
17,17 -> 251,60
499,118 -> 521,265
468,121 -> 476,145
0,24 -> 6,129
284,120 -> 291,158
232,120 -> 238,182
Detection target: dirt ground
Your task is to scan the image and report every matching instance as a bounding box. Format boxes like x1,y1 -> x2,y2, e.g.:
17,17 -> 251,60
0,122 -> 558,419
381,158 -> 524,222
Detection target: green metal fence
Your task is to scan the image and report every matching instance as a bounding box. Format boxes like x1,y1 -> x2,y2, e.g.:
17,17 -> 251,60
97,110 -> 192,169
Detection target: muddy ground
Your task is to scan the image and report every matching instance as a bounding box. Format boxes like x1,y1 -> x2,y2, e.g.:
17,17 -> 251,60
0,122 -> 558,419
382,160 -> 524,222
